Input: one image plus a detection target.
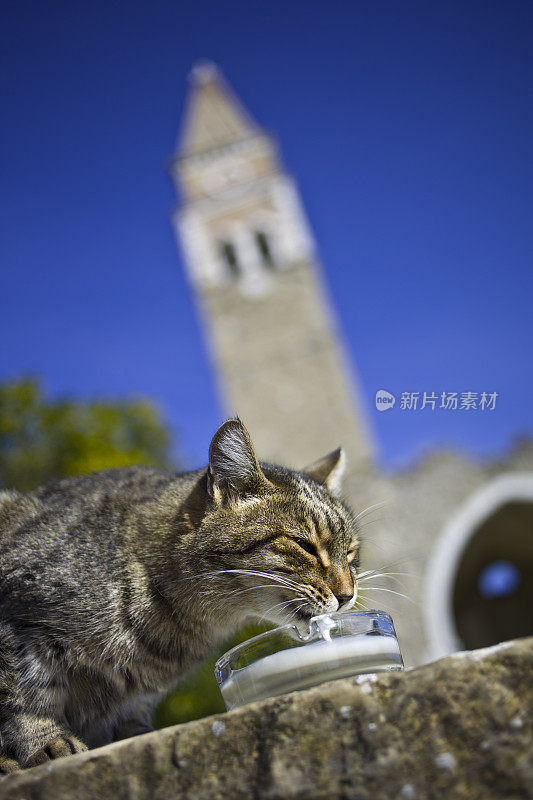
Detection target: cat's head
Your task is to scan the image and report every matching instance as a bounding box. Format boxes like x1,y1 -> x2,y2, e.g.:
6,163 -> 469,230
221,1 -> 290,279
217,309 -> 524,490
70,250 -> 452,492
195,418 -> 359,629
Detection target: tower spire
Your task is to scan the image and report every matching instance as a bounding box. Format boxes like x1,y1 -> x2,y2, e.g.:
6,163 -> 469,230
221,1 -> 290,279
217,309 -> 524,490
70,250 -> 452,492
178,61 -> 259,157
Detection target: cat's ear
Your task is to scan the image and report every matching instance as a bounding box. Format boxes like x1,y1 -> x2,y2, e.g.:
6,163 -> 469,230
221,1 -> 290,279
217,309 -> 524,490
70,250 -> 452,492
207,418 -> 267,503
302,447 -> 346,498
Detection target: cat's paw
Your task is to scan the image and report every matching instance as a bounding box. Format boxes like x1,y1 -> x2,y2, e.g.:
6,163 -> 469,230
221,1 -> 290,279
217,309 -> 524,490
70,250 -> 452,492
25,734 -> 87,768
0,755 -> 21,774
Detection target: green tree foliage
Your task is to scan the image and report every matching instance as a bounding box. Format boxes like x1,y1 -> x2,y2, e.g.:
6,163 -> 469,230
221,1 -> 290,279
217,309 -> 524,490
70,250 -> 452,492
0,376 -> 268,726
0,377 -> 171,490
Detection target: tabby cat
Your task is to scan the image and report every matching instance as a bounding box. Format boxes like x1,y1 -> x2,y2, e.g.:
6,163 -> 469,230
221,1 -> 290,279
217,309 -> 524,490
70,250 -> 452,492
0,418 -> 359,772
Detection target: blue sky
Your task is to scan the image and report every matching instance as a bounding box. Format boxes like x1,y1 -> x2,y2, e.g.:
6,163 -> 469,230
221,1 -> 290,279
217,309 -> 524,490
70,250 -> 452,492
1,0 -> 532,470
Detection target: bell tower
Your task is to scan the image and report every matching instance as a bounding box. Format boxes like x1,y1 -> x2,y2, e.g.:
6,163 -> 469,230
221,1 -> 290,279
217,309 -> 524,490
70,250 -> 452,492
171,62 -> 374,472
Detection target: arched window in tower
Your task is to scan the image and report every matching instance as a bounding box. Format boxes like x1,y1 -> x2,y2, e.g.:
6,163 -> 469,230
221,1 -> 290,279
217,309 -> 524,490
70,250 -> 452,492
254,230 -> 275,269
219,240 -> 240,278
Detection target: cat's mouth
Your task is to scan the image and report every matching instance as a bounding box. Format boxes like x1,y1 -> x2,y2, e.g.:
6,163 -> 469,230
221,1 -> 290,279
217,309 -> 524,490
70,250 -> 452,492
293,605 -> 315,623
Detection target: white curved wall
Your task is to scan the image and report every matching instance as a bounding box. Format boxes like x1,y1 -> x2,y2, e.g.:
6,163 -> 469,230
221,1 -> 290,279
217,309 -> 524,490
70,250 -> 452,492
425,473 -> 533,660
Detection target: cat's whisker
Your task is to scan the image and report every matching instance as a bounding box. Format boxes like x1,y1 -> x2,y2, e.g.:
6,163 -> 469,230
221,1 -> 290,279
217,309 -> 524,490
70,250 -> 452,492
291,602 -> 309,619
354,536 -> 395,555
203,568 -> 303,590
352,501 -> 388,522
286,601 -> 312,623
357,570 -> 416,594
257,596 -> 307,625
200,584 -> 276,598
359,554 -> 420,575
358,570 -> 414,579
366,555 -> 415,569
355,593 -> 378,611
354,516 -> 386,530
358,586 -> 416,604
185,568 -> 303,594
201,583 -> 304,599
357,571 -> 414,588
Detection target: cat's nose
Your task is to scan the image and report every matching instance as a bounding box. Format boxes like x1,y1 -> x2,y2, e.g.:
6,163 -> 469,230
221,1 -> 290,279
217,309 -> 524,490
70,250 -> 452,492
330,570 -> 354,608
335,591 -> 353,607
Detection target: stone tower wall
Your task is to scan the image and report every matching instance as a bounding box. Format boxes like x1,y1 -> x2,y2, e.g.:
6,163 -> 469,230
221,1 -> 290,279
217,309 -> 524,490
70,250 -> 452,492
196,259 -> 373,470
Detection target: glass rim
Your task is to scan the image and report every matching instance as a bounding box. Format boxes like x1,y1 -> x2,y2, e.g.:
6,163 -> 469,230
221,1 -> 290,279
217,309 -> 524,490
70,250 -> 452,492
215,608 -> 394,672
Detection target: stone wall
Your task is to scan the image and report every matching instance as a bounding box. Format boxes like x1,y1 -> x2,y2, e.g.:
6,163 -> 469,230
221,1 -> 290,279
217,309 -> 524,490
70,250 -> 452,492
1,637 -> 531,800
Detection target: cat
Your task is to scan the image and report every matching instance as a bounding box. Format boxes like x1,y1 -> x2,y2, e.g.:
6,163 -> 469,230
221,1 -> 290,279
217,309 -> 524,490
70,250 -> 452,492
0,418 -> 359,772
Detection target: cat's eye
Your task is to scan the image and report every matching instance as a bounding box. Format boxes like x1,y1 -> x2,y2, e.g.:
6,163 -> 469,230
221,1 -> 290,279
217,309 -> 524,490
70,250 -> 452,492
347,549 -> 358,563
293,538 -> 318,558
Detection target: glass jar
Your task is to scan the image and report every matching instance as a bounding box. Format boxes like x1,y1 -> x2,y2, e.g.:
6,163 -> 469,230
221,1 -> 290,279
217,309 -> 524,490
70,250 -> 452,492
215,609 -> 403,710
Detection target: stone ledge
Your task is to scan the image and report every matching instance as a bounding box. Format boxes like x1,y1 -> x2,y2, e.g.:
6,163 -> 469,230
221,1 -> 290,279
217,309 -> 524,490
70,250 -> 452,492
1,638 -> 532,800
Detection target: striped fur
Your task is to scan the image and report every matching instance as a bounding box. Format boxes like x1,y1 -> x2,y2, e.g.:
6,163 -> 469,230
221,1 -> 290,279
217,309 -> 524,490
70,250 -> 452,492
0,419 -> 359,771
